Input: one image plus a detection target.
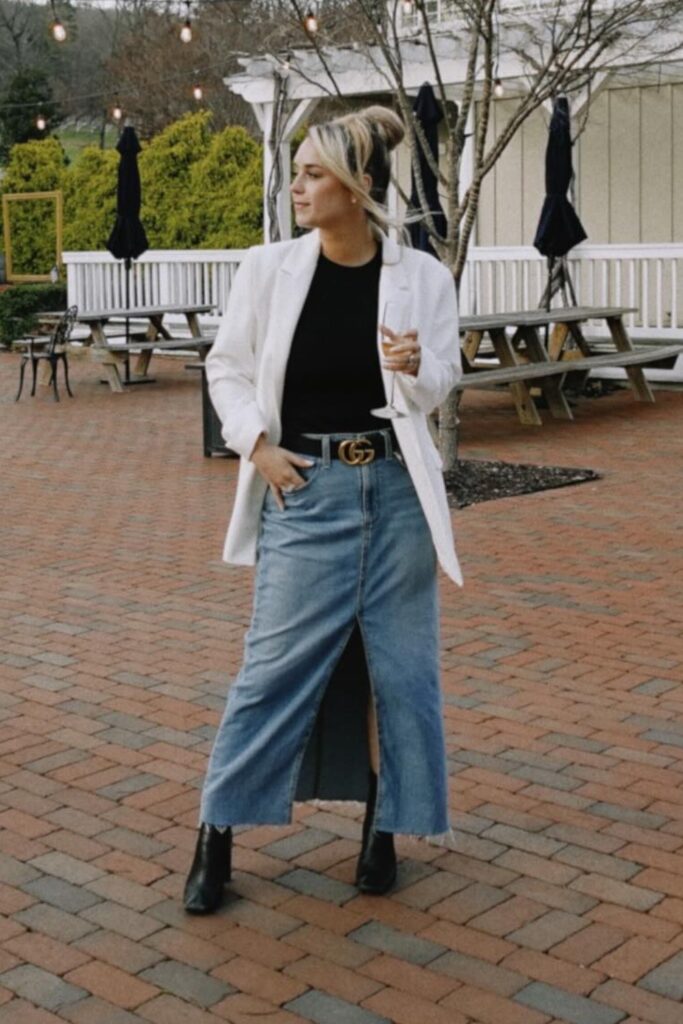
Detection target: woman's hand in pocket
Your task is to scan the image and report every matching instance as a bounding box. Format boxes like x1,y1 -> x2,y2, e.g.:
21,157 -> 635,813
250,435 -> 314,510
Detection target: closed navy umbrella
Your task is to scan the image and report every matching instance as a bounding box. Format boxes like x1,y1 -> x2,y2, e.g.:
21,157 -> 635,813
534,97 -> 586,307
106,126 -> 149,382
107,126 -> 148,268
408,83 -> 447,257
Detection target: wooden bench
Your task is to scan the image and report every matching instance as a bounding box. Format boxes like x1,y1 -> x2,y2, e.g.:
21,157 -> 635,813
456,306 -> 683,425
92,337 -> 215,386
459,345 -> 683,388
456,344 -> 683,424
102,336 -> 214,354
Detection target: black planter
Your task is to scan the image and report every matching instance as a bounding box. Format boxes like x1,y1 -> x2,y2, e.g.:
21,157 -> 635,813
200,366 -> 237,458
187,363 -> 237,458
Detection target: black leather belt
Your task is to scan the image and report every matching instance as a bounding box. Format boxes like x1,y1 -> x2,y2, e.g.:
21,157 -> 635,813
280,431 -> 398,466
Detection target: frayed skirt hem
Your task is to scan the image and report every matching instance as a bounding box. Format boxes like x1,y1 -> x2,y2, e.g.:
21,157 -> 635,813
305,799 -> 452,842
201,800 -> 455,847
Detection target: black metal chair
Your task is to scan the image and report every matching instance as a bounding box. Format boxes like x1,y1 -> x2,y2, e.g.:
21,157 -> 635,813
15,306 -> 78,402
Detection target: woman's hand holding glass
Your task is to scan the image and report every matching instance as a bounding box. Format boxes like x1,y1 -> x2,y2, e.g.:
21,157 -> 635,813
380,324 -> 421,378
372,299 -> 421,419
250,435 -> 314,511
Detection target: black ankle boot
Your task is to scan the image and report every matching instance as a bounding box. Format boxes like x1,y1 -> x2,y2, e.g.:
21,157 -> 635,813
355,770 -> 397,895
183,824 -> 232,914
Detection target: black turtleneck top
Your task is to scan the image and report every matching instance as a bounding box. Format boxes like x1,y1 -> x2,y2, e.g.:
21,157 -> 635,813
280,246 -> 388,437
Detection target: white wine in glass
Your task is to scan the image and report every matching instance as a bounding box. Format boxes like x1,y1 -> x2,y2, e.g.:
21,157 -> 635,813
371,300 -> 407,420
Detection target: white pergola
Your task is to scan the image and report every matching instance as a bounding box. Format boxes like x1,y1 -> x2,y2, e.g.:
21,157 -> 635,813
224,35 -> 505,242
224,14 -> 683,243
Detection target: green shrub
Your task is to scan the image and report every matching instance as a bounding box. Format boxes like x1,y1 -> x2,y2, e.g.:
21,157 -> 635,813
140,110 -> 214,248
63,146 -> 119,251
0,282 -> 67,347
139,115 -> 263,248
1,138 -> 66,277
188,125 -> 263,248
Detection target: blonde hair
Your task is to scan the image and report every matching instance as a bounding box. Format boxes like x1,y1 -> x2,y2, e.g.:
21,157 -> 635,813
308,105 -> 405,235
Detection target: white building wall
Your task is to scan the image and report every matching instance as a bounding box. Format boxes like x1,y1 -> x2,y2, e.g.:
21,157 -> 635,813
477,82 -> 683,248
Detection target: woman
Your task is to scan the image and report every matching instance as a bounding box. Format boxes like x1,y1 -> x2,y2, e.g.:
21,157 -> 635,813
184,105 -> 463,915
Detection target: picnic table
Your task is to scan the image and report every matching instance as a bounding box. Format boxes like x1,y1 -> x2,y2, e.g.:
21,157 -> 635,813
457,305 -> 683,425
40,304 -> 215,392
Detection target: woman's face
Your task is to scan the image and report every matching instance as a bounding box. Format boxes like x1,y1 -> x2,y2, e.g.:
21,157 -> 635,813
291,135 -> 359,231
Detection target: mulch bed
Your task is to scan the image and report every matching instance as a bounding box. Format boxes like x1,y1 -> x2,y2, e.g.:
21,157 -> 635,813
445,459 -> 601,509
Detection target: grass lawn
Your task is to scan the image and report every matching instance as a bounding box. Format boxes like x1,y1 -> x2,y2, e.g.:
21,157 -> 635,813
56,123 -> 118,163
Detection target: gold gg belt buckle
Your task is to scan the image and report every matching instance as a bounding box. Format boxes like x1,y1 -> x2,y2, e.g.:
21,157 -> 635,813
338,437 -> 375,466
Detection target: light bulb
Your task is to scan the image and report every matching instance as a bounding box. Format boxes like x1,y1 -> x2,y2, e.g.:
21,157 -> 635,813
304,10 -> 318,33
112,101 -> 123,121
193,84 -> 203,101
493,78 -> 504,98
402,0 -> 413,13
180,19 -> 192,42
36,114 -> 46,131
52,18 -> 66,42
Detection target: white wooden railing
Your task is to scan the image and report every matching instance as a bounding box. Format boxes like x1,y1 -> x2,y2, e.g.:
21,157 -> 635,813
65,242 -> 683,342
459,243 -> 683,341
62,249 -> 247,322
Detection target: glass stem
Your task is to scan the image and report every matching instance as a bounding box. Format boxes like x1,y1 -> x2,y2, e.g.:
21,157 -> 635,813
389,371 -> 396,409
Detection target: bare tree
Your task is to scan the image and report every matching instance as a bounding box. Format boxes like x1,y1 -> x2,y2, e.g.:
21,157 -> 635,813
104,1 -> 298,138
0,1 -> 274,144
0,0 -> 43,78
0,1 -> 113,124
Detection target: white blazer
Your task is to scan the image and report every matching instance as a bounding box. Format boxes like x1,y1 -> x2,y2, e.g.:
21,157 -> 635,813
205,229 -> 464,586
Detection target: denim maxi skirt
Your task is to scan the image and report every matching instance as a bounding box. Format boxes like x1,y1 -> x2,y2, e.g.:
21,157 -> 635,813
200,436 -> 450,836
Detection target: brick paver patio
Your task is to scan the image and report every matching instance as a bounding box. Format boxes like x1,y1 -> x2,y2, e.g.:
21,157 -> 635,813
1,349 -> 682,1024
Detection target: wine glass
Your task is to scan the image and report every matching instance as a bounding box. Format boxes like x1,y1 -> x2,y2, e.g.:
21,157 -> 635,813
371,299 -> 408,420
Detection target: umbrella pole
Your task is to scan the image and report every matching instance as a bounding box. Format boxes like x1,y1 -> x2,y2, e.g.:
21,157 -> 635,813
124,260 -> 131,384
562,257 -> 579,306
543,257 -> 554,351
553,258 -> 575,307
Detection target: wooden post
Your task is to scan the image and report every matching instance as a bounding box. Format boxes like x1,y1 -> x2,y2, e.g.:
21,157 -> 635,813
253,93 -> 319,243
607,315 -> 655,402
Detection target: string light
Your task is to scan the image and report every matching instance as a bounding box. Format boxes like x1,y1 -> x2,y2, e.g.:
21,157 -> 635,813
493,77 -> 504,98
36,113 -> 46,131
50,0 -> 66,41
52,17 -> 66,42
190,67 -> 203,101
303,9 -> 318,34
180,0 -> 192,43
112,95 -> 123,121
402,0 -> 414,14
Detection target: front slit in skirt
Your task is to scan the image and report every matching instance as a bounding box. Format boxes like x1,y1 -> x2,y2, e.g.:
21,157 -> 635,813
200,448 -> 450,836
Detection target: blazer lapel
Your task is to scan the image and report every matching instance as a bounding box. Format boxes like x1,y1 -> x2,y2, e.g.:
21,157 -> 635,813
260,230 -> 321,439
